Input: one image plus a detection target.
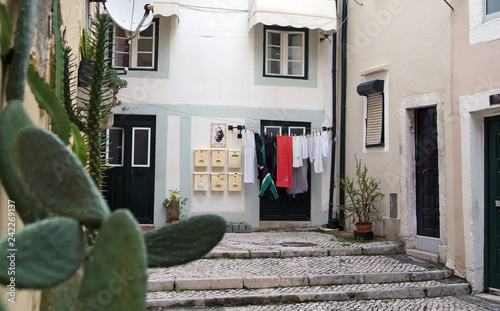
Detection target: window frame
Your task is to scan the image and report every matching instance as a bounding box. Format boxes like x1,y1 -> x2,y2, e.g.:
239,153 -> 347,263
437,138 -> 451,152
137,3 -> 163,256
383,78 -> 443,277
263,26 -> 308,80
106,127 -> 125,167
111,18 -> 160,71
131,127 -> 151,168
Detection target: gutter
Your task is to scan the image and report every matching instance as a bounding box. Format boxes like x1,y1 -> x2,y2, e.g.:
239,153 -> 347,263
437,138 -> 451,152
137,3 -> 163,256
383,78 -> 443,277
339,0 -> 348,228
327,31 -> 337,226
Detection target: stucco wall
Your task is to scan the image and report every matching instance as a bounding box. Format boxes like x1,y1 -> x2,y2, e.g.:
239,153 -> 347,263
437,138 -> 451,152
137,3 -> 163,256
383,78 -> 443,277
452,0 -> 500,292
343,0 -> 451,242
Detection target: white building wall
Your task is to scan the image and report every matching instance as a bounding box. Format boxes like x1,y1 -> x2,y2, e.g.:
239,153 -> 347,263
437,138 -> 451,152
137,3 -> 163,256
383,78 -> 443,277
113,0 -> 335,228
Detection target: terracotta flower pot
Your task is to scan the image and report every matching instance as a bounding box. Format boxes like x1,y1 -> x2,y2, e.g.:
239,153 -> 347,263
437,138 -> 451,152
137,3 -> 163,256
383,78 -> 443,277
355,223 -> 372,233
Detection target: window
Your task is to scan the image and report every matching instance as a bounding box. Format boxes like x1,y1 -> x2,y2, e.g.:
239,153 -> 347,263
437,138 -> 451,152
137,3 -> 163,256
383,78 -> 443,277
264,26 -> 308,79
469,0 -> 500,43
486,0 -> 500,16
357,80 -> 385,148
112,19 -> 159,70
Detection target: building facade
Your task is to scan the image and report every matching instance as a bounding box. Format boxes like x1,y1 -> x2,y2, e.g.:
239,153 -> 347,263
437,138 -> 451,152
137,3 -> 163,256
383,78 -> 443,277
341,0 -> 452,259
453,0 -> 500,292
107,0 -> 338,230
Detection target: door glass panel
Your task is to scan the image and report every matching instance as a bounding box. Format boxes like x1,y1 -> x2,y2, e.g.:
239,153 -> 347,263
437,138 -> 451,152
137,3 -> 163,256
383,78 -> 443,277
289,127 -> 306,136
264,126 -> 281,136
107,128 -> 124,166
132,128 -> 150,167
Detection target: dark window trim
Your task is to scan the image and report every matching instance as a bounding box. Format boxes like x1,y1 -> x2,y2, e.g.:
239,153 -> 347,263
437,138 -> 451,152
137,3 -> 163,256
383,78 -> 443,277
262,25 -> 309,80
110,18 -> 160,73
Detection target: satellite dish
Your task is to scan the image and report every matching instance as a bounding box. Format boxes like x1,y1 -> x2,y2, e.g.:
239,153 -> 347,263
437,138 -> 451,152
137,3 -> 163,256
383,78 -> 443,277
104,0 -> 154,38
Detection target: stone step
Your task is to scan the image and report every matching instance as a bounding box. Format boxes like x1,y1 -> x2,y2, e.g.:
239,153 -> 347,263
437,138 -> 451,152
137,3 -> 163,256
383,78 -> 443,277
147,255 -> 452,292
146,279 -> 470,309
147,270 -> 454,292
205,243 -> 403,259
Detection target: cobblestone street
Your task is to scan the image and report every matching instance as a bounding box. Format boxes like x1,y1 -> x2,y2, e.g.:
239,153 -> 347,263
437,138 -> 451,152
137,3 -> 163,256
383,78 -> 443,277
146,231 -> 500,310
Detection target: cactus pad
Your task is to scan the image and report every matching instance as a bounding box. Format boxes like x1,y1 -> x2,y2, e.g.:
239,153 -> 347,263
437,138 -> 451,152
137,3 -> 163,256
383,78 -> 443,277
78,209 -> 147,311
0,217 -> 85,288
145,214 -> 226,267
0,101 -> 48,224
14,126 -> 110,226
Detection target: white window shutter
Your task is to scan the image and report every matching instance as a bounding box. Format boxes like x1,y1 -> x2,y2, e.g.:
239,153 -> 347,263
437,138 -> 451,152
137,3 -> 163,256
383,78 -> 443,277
365,93 -> 384,147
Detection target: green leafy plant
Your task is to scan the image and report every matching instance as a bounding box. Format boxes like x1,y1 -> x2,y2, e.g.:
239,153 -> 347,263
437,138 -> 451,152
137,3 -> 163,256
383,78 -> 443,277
339,156 -> 384,226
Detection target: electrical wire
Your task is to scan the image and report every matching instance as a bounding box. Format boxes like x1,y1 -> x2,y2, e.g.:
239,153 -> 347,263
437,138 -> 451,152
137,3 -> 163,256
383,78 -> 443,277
116,94 -> 333,130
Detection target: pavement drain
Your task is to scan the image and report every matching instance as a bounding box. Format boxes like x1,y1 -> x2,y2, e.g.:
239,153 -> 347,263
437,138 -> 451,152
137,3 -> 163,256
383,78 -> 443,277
280,242 -> 317,247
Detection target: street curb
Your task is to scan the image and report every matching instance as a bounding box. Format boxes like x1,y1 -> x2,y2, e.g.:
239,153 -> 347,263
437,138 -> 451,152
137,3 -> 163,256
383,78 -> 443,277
147,269 -> 453,292
204,243 -> 404,259
146,283 -> 471,309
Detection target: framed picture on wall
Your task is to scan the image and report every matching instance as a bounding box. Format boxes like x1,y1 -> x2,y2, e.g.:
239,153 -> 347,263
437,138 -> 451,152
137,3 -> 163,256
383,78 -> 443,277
211,123 -> 227,148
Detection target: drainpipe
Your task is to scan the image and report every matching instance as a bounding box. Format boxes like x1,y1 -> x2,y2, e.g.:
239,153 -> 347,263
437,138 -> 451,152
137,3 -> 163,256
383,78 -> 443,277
338,0 -> 348,229
328,30 -> 337,226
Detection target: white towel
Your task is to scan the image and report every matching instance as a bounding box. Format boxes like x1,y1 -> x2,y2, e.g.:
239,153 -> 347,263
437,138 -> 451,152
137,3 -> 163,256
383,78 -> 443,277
292,136 -> 302,168
322,131 -> 330,159
300,135 -> 308,160
308,134 -> 315,162
314,133 -> 324,173
243,130 -> 255,183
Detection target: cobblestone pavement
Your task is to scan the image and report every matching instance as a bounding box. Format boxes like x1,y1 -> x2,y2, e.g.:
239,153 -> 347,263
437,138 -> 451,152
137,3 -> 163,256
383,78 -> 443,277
209,231 -> 397,253
149,296 -> 500,310
148,255 -> 429,280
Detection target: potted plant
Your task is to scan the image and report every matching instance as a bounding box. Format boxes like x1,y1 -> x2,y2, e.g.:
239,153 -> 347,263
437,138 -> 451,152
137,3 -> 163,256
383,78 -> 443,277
162,189 -> 188,223
339,156 -> 384,240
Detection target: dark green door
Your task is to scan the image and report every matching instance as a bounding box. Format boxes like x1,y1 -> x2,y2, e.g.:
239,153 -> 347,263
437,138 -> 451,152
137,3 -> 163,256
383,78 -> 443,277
485,116 -> 500,289
259,120 -> 311,221
105,115 -> 156,224
415,107 -> 440,238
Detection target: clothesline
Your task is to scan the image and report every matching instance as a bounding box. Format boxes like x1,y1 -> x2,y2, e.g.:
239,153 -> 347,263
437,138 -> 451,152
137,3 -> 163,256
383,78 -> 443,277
243,130 -> 331,200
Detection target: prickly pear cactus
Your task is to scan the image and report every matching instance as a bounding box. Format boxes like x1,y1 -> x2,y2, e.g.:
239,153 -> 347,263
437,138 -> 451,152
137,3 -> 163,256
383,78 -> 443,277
0,0 -> 228,309
78,210 -> 147,311
0,101 -> 48,224
14,126 -> 110,226
145,214 -> 227,267
0,217 -> 85,288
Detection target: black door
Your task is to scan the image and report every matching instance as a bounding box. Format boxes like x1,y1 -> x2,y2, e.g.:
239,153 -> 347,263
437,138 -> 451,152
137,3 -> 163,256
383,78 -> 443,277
259,120 -> 311,221
485,116 -> 500,289
415,107 -> 439,238
104,115 -> 156,224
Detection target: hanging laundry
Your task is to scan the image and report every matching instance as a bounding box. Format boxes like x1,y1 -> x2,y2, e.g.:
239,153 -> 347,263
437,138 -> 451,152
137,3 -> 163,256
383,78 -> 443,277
287,160 -> 309,196
300,135 -> 308,160
265,134 -> 277,180
322,130 -> 330,159
314,132 -> 324,173
292,136 -> 302,168
243,130 -> 255,184
254,133 -> 278,199
276,135 -> 293,188
308,133 -> 315,162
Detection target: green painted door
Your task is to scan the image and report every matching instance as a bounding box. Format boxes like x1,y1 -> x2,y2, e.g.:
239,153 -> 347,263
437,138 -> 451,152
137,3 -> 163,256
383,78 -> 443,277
485,116 -> 500,289
104,115 -> 156,224
259,120 -> 311,221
